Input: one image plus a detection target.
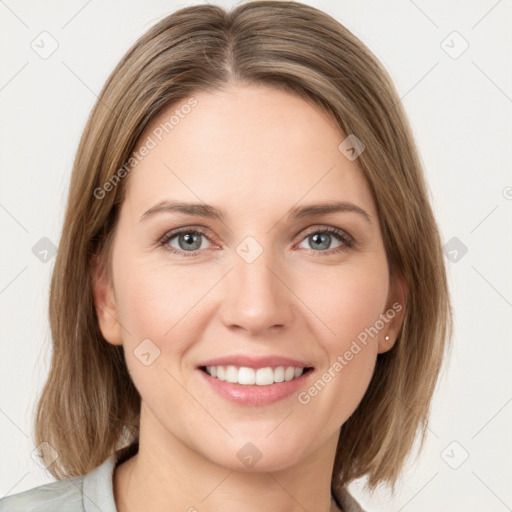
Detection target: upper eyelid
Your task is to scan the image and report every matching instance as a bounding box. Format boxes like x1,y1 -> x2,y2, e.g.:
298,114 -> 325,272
160,226 -> 216,243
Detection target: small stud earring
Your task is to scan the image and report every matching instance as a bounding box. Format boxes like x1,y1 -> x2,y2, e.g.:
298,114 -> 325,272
385,335 -> 390,341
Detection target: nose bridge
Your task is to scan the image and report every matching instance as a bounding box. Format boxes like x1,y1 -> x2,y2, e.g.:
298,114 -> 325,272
220,239 -> 293,334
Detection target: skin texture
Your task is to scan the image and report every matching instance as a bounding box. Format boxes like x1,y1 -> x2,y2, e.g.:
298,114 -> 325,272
93,83 -> 406,512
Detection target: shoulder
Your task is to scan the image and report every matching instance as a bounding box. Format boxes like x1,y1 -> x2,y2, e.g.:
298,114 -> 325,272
0,476 -> 84,512
0,451 -> 121,512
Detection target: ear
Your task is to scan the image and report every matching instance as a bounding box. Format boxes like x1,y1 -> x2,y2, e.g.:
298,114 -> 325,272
377,272 -> 407,354
91,253 -> 123,346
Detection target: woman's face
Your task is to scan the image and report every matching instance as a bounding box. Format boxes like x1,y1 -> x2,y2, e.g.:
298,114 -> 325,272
94,83 -> 404,471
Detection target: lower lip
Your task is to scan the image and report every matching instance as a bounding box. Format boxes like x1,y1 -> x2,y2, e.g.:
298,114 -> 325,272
197,368 -> 314,406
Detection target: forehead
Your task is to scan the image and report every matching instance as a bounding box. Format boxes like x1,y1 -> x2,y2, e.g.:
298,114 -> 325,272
123,84 -> 376,219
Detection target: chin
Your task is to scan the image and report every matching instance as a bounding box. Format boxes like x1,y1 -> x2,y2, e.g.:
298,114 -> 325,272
201,435 -> 311,473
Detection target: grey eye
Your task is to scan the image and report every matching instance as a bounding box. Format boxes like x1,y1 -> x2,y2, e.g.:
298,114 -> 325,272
168,232 -> 208,251
299,232 -> 343,251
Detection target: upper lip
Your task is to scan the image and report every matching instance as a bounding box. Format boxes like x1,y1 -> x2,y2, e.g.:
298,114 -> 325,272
197,355 -> 314,369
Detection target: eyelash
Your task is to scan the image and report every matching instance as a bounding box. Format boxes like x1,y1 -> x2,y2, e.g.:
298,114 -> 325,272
158,225 -> 355,258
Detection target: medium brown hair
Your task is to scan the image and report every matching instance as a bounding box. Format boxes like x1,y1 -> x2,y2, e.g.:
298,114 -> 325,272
34,0 -> 452,497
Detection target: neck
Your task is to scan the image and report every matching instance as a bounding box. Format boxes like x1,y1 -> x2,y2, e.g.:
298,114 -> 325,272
114,403 -> 341,512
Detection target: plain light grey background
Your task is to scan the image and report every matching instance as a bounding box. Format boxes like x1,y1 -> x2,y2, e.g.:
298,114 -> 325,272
1,1 -> 511,510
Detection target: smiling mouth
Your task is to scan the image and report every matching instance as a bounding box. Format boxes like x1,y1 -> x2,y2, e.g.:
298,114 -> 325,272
199,365 -> 314,386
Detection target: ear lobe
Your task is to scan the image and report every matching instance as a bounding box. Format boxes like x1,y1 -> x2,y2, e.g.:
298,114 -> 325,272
91,253 -> 123,346
378,273 -> 407,354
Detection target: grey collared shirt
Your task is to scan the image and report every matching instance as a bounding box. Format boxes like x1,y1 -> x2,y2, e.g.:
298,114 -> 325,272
0,453 -> 118,512
0,452 -> 365,512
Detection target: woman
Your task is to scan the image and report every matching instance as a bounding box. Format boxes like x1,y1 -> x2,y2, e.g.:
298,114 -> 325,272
0,1 -> 451,511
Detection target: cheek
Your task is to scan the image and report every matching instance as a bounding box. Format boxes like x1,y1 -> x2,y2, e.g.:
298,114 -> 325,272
115,270 -> 168,337
111,261 -> 201,406
114,258 -> 204,333
112,258 -> 215,377
302,259 -> 389,348
294,261 -> 388,420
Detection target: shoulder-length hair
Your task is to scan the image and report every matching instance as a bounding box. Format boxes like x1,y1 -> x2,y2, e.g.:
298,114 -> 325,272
34,0 -> 452,497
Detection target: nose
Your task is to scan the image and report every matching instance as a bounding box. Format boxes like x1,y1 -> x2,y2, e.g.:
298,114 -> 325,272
219,247 -> 295,336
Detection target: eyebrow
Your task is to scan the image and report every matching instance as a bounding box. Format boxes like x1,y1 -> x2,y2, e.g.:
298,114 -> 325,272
140,199 -> 372,224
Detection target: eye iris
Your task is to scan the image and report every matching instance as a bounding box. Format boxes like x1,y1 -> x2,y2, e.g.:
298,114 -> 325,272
310,232 -> 330,250
179,232 -> 202,250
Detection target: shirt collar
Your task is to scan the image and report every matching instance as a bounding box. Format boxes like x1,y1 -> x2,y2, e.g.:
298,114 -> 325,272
82,451 -> 120,512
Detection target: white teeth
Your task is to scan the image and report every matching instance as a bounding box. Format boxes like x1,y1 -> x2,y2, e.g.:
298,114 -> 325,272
255,367 -> 274,385
204,365 -> 306,385
284,366 -> 295,381
225,365 -> 238,383
274,366 -> 285,383
216,366 -> 226,381
238,367 -> 256,385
